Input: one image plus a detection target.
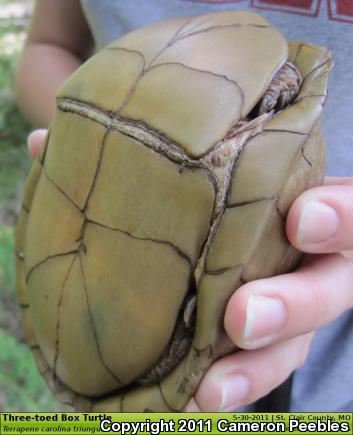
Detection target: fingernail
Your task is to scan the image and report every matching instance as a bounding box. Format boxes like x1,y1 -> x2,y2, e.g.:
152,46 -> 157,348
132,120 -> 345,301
244,295 -> 286,346
297,200 -> 339,245
219,373 -> 250,411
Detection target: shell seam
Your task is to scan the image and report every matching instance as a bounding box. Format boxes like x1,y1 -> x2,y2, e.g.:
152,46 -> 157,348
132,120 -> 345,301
52,255 -> 78,379
86,219 -> 193,268
78,253 -> 125,386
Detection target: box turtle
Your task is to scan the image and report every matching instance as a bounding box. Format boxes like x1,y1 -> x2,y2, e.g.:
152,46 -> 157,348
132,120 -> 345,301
16,10 -> 332,412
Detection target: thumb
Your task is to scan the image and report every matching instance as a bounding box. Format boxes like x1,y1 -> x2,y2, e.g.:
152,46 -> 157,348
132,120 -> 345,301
27,129 -> 47,159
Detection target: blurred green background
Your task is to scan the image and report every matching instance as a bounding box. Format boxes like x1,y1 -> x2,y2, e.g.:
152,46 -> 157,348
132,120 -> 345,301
0,0 -> 66,411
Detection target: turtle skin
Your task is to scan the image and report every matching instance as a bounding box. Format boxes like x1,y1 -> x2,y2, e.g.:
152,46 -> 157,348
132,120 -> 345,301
16,10 -> 332,412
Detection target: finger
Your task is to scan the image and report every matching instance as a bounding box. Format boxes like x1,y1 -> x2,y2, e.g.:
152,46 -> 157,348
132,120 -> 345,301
324,176 -> 353,186
225,253 -> 353,349
286,183 -> 353,253
187,334 -> 312,412
27,129 -> 47,159
184,398 -> 201,412
343,250 -> 353,261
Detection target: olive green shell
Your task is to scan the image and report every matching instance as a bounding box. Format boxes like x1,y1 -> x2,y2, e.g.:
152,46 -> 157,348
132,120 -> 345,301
16,10 -> 332,412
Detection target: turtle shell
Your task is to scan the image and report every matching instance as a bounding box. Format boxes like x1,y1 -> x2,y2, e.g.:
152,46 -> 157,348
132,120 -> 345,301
16,10 -> 332,412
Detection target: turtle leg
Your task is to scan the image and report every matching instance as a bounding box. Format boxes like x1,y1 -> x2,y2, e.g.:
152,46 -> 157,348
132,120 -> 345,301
254,62 -> 302,116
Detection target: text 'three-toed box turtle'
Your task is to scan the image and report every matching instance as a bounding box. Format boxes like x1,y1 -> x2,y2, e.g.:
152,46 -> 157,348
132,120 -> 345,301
16,10 -> 332,412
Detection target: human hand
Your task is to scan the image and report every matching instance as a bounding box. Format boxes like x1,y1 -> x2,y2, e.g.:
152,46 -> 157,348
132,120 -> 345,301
186,177 -> 353,412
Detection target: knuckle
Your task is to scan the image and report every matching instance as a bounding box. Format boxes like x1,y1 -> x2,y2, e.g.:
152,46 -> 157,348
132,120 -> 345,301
344,258 -> 353,293
295,334 -> 313,368
307,277 -> 330,327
